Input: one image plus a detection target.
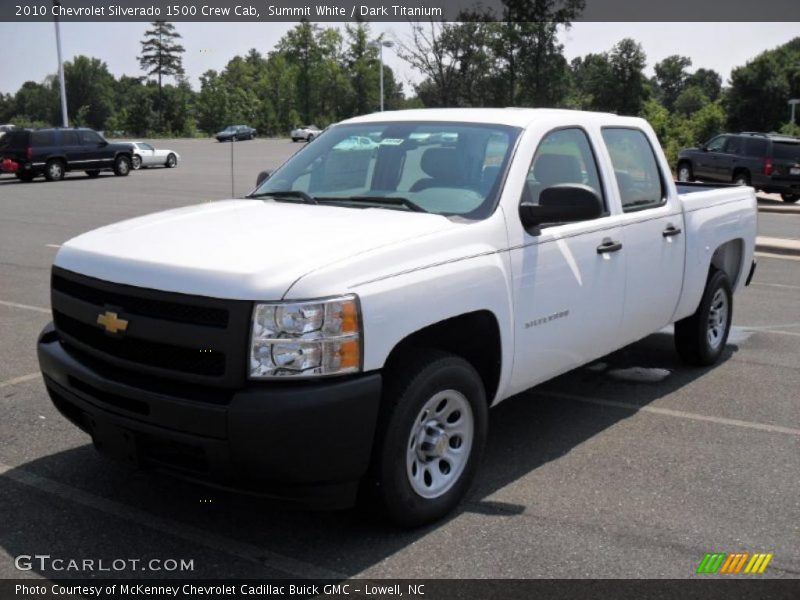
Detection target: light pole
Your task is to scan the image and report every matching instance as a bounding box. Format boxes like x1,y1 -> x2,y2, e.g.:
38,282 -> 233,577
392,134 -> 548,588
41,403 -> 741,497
53,0 -> 68,127
790,99 -> 800,125
370,39 -> 394,112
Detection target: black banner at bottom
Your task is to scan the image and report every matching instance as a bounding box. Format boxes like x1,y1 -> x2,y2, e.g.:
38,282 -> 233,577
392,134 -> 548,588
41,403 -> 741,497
3,579 -> 800,600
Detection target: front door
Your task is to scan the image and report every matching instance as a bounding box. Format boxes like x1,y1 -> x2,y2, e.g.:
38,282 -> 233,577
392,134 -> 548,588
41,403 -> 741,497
508,127 -> 626,394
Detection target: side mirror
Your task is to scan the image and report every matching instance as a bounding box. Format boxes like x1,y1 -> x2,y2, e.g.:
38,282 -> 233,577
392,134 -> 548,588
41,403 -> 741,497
255,170 -> 272,187
519,184 -> 603,230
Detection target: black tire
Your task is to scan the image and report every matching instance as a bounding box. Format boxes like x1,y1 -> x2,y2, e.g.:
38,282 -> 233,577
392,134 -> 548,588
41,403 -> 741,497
165,153 -> 177,168
291,138 -> 299,142
369,350 -> 488,527
307,134 -> 315,142
16,172 -> 35,182
131,155 -> 142,170
781,193 -> 798,203
113,155 -> 131,176
44,159 -> 65,182
733,171 -> 751,186
85,170 -> 100,178
674,269 -> 733,366
677,162 -> 693,182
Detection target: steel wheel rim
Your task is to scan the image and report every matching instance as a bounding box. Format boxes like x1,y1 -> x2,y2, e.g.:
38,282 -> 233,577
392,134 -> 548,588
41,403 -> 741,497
49,163 -> 62,179
707,288 -> 728,349
167,155 -> 175,167
406,389 -> 474,499
132,156 -> 141,169
678,167 -> 690,181
118,159 -> 129,174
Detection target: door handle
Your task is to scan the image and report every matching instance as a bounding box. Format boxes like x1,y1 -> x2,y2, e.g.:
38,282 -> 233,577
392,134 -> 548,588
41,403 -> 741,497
662,225 -> 682,237
597,239 -> 623,254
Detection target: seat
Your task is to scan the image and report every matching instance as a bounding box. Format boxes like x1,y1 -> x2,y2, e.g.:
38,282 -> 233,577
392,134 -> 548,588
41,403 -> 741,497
409,147 -> 466,192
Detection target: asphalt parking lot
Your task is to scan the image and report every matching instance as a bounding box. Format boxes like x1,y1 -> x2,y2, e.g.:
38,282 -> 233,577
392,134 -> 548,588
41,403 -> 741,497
0,138 -> 798,581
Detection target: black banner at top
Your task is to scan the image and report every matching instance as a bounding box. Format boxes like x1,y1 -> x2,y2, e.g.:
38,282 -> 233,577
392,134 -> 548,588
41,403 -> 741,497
2,0 -> 800,22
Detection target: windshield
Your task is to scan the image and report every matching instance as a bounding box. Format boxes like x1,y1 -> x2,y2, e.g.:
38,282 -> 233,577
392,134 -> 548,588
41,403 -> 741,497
253,121 -> 520,219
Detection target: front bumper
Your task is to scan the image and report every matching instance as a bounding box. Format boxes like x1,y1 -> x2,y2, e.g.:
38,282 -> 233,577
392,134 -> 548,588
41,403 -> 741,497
37,323 -> 381,508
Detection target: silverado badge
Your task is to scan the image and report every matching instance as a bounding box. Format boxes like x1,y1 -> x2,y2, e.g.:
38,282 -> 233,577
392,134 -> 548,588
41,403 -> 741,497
96,311 -> 128,335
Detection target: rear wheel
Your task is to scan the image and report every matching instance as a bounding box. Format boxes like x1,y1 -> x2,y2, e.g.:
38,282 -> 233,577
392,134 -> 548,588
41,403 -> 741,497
113,155 -> 131,176
85,170 -> 100,178
733,171 -> 751,186
44,159 -> 65,182
165,153 -> 177,168
781,193 -> 798,203
131,155 -> 142,170
307,134 -> 315,142
675,269 -> 733,366
677,162 -> 693,182
369,350 -> 488,527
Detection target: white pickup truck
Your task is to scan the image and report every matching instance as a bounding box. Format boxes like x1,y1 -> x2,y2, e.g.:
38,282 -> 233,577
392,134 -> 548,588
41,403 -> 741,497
38,109 -> 757,526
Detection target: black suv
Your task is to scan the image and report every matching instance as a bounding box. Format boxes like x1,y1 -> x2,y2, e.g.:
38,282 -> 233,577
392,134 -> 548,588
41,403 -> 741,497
677,132 -> 800,202
0,127 -> 133,182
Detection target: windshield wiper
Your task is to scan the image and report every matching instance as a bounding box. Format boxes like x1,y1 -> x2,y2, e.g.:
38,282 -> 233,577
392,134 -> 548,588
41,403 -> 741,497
317,195 -> 428,213
247,190 -> 318,204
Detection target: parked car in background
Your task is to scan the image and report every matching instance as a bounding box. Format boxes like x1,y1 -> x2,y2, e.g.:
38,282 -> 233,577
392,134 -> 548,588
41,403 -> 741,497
0,127 -> 133,182
123,141 -> 180,170
291,125 -> 320,142
332,135 -> 379,151
677,132 -> 800,202
0,123 -> 15,136
215,125 -> 256,142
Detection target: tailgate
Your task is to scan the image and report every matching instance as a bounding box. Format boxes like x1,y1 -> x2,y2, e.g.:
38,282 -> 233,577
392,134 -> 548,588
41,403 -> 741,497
771,140 -> 800,182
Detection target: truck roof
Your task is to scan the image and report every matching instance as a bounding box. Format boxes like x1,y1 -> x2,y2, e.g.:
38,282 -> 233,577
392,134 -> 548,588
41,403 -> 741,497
340,107 -> 628,129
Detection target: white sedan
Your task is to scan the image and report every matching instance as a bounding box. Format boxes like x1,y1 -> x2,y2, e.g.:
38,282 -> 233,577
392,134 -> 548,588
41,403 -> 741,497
124,142 -> 180,170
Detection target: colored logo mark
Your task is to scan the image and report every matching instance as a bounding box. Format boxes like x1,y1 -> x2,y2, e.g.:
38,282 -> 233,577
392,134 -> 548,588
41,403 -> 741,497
696,552 -> 773,574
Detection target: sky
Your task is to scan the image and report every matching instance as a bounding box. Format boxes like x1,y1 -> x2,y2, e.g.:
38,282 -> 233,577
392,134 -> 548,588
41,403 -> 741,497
0,21 -> 798,96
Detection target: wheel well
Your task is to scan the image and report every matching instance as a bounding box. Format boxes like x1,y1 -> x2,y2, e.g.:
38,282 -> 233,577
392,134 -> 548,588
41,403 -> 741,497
383,311 -> 502,404
677,159 -> 691,169
710,239 -> 744,287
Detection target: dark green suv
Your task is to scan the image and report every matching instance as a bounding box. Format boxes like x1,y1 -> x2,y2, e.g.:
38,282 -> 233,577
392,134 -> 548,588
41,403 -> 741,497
677,132 -> 800,203
0,127 -> 133,182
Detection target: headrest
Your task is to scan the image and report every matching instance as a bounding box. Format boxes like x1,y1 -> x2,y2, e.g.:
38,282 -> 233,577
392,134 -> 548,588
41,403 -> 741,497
533,154 -> 581,188
420,147 -> 462,180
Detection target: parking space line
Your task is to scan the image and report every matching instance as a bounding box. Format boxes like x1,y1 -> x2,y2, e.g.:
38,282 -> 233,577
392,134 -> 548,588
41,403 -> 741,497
752,282 -> 800,291
540,391 -> 800,436
0,373 -> 40,388
755,252 -> 800,262
0,460 -> 346,580
45,244 -> 61,248
0,300 -> 50,314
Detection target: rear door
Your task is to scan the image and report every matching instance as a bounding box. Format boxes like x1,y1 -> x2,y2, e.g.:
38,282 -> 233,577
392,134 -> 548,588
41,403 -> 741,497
60,130 -> 84,167
601,127 -> 686,345
771,139 -> 800,193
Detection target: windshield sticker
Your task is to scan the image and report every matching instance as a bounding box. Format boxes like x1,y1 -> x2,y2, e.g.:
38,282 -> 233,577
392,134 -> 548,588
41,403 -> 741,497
380,138 -> 405,146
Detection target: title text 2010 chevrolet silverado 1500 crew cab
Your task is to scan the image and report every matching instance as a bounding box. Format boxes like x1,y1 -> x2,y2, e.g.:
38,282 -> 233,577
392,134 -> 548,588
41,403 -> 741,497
38,109 -> 757,526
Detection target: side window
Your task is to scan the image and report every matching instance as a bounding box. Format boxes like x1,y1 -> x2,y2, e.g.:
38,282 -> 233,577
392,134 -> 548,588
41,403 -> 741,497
30,131 -> 55,147
602,128 -> 665,212
705,135 -> 727,153
61,131 -> 79,145
141,143 -> 154,151
723,136 -> 743,155
523,128 -> 604,209
744,138 -> 768,158
79,130 -> 103,145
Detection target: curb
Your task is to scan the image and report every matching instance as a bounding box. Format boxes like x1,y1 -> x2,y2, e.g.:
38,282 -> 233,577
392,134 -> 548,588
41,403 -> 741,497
758,204 -> 800,214
755,236 -> 800,257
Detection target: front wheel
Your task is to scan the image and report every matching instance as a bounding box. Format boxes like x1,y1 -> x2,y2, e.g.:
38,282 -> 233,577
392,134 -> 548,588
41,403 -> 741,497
113,155 -> 131,176
674,269 -> 733,366
165,153 -> 177,168
370,350 -> 488,527
307,134 -> 315,142
677,162 -> 693,182
44,159 -> 65,182
733,171 -> 751,186
781,193 -> 798,203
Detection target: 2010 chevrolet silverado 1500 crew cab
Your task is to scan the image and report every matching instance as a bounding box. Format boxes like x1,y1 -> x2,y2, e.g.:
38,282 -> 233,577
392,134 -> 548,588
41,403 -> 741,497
38,109 -> 757,526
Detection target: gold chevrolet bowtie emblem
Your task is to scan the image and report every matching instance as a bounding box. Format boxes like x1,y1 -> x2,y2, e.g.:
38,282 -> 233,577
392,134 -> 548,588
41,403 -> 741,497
96,311 -> 128,335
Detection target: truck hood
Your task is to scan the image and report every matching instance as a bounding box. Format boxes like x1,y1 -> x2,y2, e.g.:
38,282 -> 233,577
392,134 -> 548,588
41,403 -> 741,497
55,200 -> 455,300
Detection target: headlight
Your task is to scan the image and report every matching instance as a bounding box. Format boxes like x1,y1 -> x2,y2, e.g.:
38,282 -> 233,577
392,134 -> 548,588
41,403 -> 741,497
249,295 -> 361,378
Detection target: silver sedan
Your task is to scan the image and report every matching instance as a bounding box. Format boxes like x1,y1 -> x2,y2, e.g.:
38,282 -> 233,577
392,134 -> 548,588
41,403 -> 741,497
124,142 -> 180,170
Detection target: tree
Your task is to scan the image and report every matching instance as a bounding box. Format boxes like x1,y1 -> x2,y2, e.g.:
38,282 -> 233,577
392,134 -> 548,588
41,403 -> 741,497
139,21 -> 185,127
654,55 -> 692,111
726,37 -> 800,132
570,53 -> 614,111
63,56 -> 115,129
674,85 -> 709,116
686,68 -> 721,102
608,38 -> 648,115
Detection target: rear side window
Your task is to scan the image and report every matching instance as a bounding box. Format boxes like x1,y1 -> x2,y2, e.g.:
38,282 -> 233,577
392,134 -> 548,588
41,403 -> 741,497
0,131 -> 28,149
744,138 -> 768,157
523,127 -> 605,210
602,128 -> 665,212
61,131 -> 79,145
773,142 -> 800,161
30,131 -> 56,147
79,130 -> 103,145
